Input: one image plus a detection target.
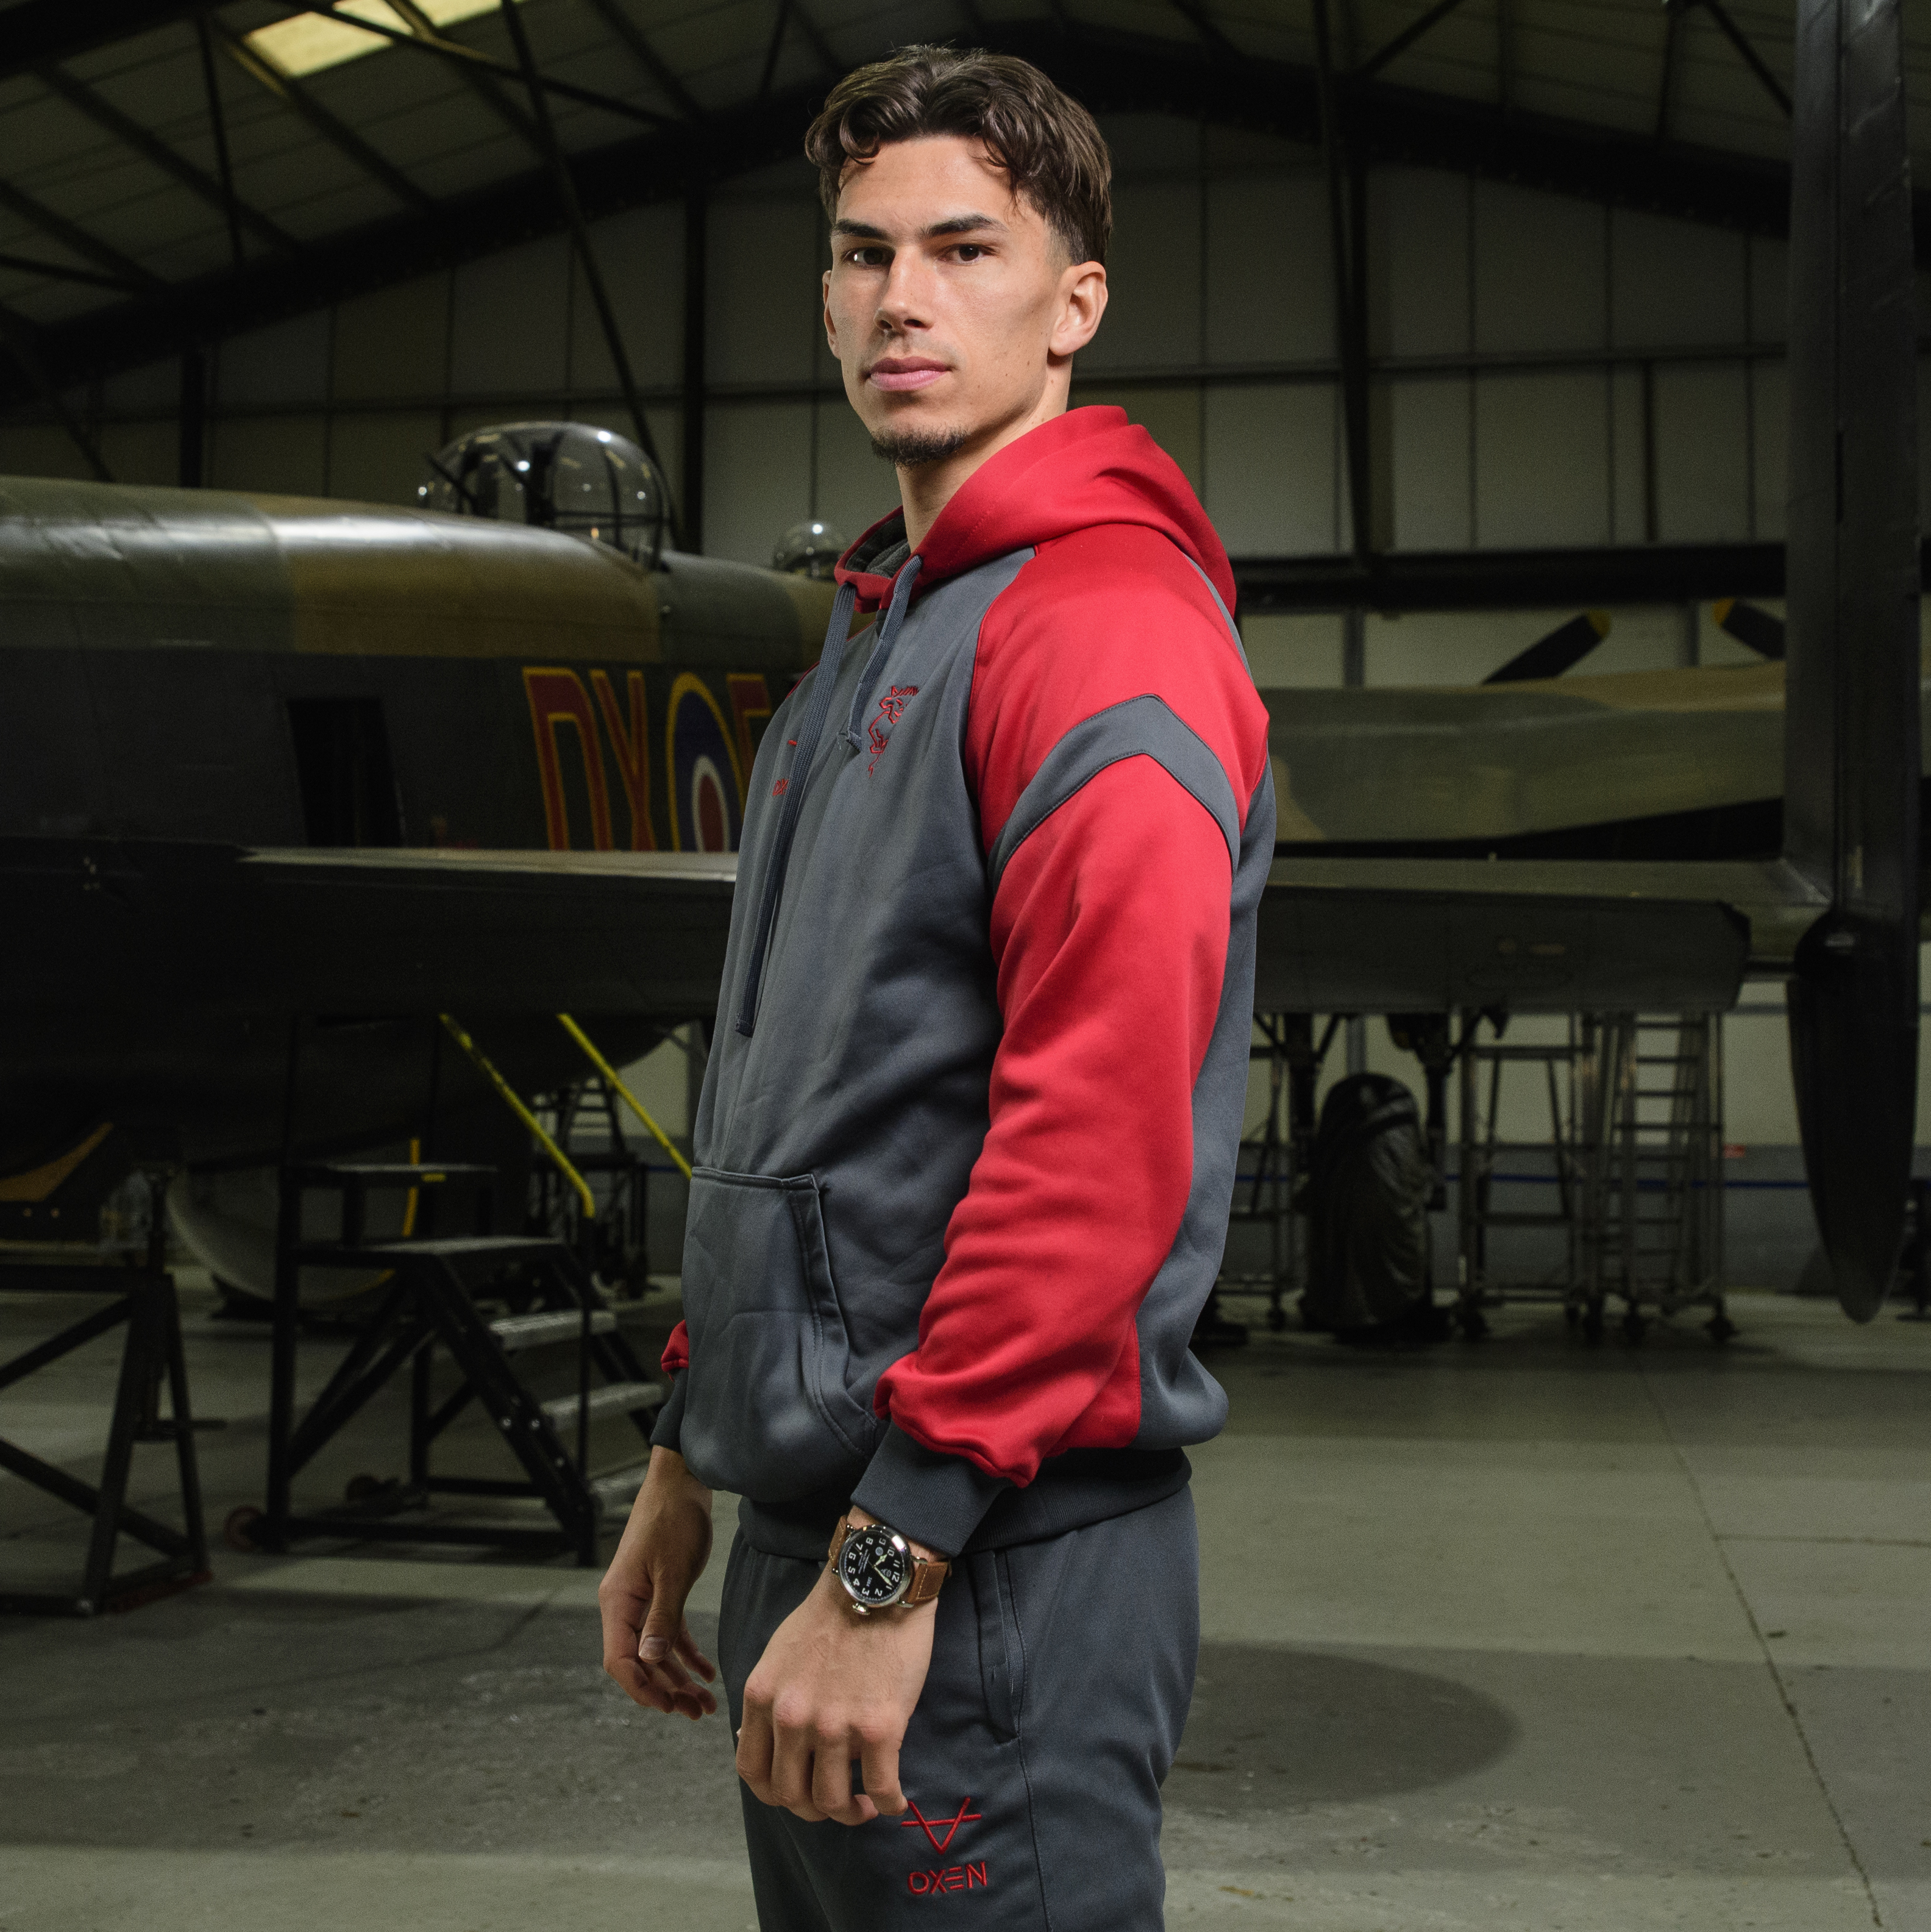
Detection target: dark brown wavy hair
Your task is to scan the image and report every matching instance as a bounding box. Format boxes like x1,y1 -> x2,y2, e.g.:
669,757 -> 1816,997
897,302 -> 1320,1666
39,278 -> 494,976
804,47 -> 1112,266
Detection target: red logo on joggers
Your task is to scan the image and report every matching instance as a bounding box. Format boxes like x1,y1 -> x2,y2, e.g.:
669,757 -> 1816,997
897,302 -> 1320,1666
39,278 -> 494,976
900,1797 -> 986,1894
899,1798 -> 980,1852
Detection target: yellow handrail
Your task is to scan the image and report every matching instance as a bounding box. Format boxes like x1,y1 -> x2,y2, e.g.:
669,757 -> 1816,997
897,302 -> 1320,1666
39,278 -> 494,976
438,1013 -> 597,1218
556,1013 -> 694,1182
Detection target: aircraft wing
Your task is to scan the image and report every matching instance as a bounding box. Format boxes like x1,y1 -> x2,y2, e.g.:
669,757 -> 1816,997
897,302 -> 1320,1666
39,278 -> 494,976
6,835 -> 1830,1025
1256,856 -> 1826,1013
4,838 -> 738,1021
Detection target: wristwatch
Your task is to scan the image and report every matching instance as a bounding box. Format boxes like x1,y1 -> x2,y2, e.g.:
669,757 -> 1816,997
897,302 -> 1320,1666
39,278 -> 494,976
827,1512 -> 950,1613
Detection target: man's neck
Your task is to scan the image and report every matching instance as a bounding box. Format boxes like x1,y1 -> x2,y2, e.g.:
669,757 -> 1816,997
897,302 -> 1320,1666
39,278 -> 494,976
895,386 -> 1069,551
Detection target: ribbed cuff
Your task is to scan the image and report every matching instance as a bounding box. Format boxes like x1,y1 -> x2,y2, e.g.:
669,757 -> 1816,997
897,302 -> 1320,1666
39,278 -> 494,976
649,1371 -> 687,1453
850,1421 -> 1009,1558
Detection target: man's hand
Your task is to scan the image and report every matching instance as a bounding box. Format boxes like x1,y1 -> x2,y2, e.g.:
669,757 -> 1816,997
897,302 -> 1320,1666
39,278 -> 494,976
599,1445 -> 719,1720
736,1512 -> 939,1827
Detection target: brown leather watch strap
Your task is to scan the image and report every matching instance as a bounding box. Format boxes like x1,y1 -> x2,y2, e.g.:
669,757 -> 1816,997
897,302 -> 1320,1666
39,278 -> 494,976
899,1552 -> 950,1606
828,1512 -> 950,1608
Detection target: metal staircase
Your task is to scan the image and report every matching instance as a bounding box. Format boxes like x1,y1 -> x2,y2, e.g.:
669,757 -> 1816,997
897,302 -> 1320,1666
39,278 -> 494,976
1454,1010 -> 1730,1344
1456,1015 -> 1585,1338
1577,1014 -> 1729,1344
237,1146 -> 662,1569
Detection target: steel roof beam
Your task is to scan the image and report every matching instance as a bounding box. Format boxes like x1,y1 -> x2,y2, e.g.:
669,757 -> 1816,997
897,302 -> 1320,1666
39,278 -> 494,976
1655,0 -> 1685,142
196,18 -> 246,267
212,18 -> 436,214
0,0 -> 213,87
15,25 -> 1927,404
0,249 -> 148,291
382,0 -> 546,154
0,307 -> 113,478
36,62 -> 300,255
0,178 -> 163,291
574,0 -> 705,119
1356,0 -> 1473,81
787,0 -> 842,78
1164,0 -> 1239,60
1686,0 -> 1791,118
299,2 -> 676,129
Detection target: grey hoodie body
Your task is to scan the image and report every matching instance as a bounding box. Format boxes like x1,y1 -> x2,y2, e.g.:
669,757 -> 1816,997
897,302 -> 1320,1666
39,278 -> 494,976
653,416 -> 1275,1561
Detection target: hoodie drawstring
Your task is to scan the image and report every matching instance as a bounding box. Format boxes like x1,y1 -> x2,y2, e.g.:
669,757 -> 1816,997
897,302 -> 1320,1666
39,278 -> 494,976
734,577 -> 858,1037
839,554 -> 923,750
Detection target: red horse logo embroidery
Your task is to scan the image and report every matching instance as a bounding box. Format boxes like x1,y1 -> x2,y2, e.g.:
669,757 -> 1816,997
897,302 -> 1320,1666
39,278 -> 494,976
867,686 -> 919,775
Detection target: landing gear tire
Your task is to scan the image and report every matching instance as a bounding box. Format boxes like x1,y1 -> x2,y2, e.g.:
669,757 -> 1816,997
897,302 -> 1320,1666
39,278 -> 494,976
1457,1303 -> 1489,1341
1265,1305 -> 1288,1333
1707,1311 -> 1738,1346
222,1504 -> 266,1554
1582,1303 -> 1605,1346
1621,1308 -> 1649,1347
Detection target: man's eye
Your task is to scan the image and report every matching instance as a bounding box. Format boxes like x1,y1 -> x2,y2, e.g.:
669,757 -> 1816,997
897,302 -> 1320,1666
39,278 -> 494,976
954,244 -> 987,262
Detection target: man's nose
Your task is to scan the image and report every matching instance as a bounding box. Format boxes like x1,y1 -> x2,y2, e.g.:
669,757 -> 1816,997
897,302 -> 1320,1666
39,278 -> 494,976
875,255 -> 933,331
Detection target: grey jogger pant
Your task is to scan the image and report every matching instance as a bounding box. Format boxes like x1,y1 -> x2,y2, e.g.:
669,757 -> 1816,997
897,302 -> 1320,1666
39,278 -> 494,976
717,1488 -> 1200,1932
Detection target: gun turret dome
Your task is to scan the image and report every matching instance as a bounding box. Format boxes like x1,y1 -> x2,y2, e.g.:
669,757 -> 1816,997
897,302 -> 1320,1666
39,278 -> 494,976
420,421 -> 670,566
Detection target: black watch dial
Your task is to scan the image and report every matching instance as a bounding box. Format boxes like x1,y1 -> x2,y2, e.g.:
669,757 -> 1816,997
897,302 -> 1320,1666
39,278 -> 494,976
837,1523 -> 910,1607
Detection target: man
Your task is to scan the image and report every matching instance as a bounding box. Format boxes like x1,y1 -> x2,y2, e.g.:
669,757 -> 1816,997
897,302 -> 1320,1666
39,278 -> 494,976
600,45 -> 1273,1930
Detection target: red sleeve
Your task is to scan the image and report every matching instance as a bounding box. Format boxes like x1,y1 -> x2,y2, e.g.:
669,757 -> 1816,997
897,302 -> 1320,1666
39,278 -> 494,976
867,527 -> 1270,1488
661,1320 -> 689,1375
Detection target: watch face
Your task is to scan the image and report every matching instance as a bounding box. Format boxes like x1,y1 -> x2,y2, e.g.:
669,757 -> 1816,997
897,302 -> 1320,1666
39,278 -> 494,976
837,1524 -> 910,1607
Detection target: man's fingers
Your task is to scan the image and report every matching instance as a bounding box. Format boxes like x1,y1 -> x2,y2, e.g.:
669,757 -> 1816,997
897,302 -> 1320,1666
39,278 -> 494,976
812,1743 -> 878,1827
606,1655 -> 679,1717
860,1731 -> 907,1817
638,1572 -> 689,1664
769,1709 -> 828,1822
736,1697 -> 776,1800
675,1621 -> 718,1683
646,1658 -> 717,1719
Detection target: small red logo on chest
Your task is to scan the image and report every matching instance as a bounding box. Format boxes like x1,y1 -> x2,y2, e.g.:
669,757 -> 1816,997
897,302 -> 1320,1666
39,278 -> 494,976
867,686 -> 919,774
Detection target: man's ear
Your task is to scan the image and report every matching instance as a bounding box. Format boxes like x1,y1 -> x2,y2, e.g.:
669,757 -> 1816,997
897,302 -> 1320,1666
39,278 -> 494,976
823,268 -> 837,356
1050,262 -> 1108,360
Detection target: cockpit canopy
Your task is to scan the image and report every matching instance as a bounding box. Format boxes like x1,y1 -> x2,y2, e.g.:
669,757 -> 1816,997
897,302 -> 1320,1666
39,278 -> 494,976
419,421 -> 670,566
773,518 -> 848,580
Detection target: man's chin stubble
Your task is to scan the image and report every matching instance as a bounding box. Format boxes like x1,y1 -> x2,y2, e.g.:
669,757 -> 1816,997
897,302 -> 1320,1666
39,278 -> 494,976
870,422 -> 972,469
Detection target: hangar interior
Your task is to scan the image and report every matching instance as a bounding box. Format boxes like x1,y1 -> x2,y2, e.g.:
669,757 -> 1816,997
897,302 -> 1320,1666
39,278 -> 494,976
3,0 -> 1931,1926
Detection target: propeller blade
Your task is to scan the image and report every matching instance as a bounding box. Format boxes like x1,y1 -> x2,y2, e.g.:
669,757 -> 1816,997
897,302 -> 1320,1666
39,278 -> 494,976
1710,597 -> 1786,660
1782,0 -> 1921,1322
1482,610 -> 1611,684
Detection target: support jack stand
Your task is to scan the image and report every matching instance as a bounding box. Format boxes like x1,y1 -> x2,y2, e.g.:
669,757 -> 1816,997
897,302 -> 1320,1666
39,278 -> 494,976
0,1183 -> 210,1616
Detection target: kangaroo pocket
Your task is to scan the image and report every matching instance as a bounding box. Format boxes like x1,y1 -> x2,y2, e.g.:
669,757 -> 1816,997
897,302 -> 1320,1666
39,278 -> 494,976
677,1166 -> 881,1501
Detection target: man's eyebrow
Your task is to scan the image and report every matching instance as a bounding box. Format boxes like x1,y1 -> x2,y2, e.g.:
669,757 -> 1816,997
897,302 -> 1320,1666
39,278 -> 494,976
828,213 -> 1009,241
924,212 -> 1006,238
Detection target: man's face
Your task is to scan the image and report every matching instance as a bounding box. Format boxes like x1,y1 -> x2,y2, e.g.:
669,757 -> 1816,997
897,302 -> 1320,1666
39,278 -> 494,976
823,135 -> 1106,469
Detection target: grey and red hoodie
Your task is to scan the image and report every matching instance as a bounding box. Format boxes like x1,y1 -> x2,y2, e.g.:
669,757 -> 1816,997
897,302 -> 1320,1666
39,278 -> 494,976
651,405 -> 1275,1560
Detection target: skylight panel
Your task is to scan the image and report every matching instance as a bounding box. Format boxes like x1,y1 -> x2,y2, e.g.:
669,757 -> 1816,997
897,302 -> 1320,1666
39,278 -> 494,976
244,0 -> 524,80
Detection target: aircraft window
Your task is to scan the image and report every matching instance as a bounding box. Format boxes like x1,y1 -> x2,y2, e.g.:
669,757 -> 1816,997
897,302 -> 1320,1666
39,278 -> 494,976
288,698 -> 404,847
419,421 -> 669,568
244,0 -> 525,81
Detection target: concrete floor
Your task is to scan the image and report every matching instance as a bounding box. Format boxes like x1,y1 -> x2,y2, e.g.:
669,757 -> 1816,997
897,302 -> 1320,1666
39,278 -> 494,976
2,1277 -> 1928,1931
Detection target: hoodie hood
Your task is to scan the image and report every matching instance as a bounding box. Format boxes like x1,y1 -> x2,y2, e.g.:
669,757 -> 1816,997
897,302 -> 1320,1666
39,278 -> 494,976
835,407 -> 1236,616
